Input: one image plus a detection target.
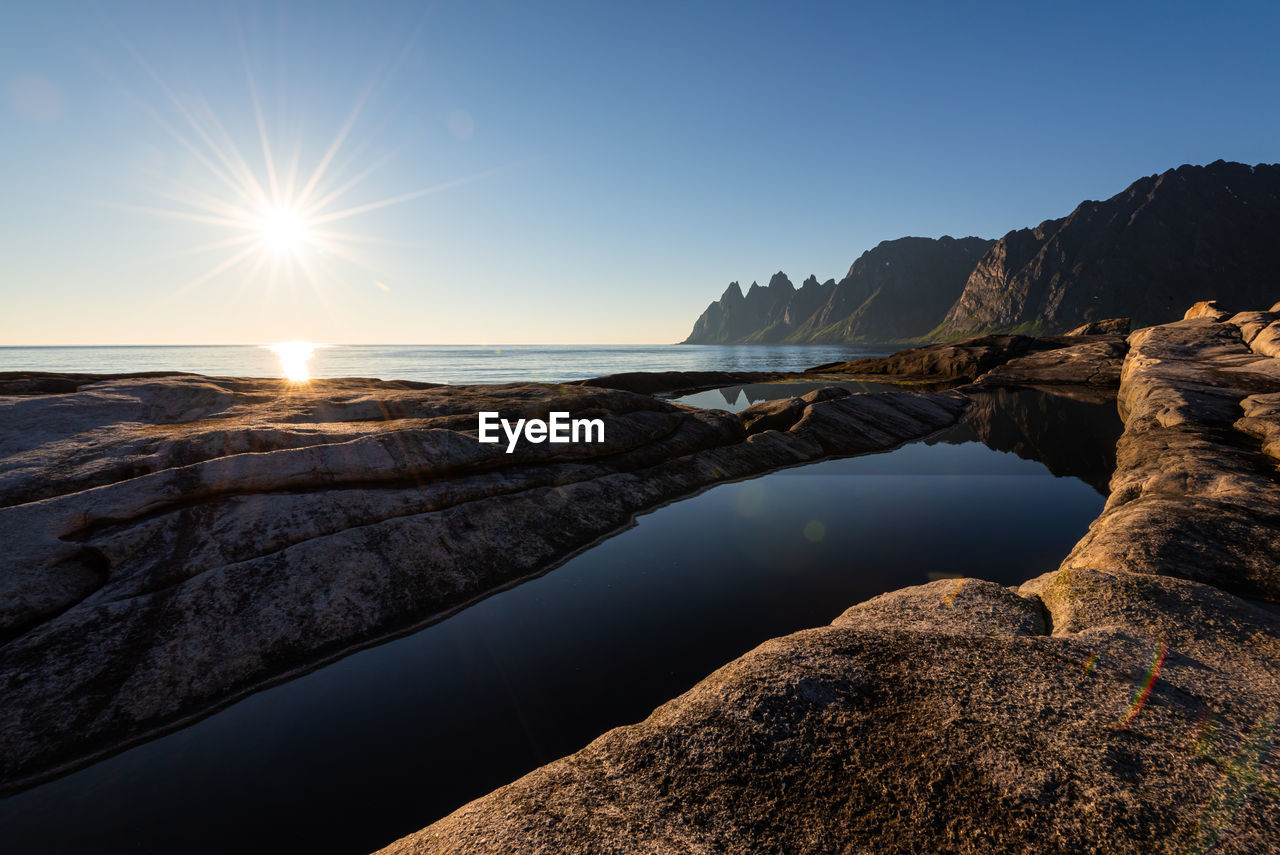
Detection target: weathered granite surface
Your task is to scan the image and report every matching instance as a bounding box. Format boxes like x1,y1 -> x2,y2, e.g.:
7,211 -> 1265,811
1062,312 -> 1280,601
382,308 -> 1280,854
0,374 -> 966,792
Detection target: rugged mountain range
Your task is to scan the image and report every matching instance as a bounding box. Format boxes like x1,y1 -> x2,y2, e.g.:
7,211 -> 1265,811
684,237 -> 992,344
682,272 -> 817,344
683,160 -> 1280,344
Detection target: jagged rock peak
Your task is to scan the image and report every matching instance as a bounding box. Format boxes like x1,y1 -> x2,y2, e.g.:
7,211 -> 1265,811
767,272 -> 795,291
720,281 -> 744,301
683,236 -> 993,345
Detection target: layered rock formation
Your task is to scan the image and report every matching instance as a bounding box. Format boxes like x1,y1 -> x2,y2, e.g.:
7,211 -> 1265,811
682,236 -> 993,344
384,306 -> 1280,854
0,373 -> 966,793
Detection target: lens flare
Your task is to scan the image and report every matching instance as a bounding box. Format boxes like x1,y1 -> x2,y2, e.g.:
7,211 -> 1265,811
267,340 -> 320,382
1115,638 -> 1169,729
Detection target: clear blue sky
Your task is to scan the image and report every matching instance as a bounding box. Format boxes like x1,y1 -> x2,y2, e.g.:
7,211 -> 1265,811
2,1 -> 1277,344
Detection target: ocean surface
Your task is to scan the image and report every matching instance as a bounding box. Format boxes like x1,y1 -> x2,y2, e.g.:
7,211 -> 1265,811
0,344 -> 883,385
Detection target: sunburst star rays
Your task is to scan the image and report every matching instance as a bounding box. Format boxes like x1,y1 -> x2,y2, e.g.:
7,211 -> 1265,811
94,10 -> 512,317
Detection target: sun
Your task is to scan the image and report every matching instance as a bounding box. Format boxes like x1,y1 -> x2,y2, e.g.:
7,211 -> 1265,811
255,205 -> 311,254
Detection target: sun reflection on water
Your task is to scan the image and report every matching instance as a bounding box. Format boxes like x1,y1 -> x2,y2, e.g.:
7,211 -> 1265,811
267,341 -> 321,382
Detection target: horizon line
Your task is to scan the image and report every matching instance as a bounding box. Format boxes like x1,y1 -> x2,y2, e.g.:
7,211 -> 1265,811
0,341 -> 753,348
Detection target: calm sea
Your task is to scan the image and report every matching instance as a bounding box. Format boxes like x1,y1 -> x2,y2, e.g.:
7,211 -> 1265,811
0,344 -> 882,385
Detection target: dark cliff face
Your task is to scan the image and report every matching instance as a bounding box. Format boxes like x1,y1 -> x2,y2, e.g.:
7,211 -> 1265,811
682,236 -> 992,344
788,236 -> 994,343
939,160 -> 1280,335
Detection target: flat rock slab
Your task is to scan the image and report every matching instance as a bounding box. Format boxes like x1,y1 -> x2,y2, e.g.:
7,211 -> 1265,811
0,374 -> 965,792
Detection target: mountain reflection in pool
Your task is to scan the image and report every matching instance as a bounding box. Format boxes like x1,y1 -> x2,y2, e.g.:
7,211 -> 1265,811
668,379 -> 901,412
0,388 -> 1122,855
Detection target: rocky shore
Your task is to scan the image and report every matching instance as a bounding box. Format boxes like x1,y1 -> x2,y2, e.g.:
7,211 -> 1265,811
3,305 -> 1277,853
0,372 -> 964,792
382,306 -> 1280,854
